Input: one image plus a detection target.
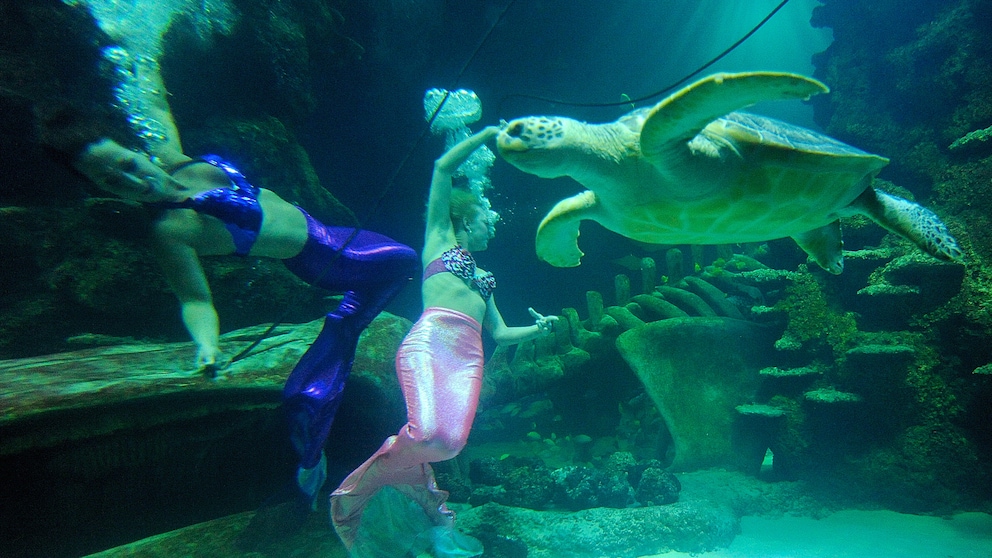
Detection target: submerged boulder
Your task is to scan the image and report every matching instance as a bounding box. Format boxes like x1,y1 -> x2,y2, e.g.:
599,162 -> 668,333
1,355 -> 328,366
616,317 -> 776,471
0,313 -> 409,558
458,499 -> 738,558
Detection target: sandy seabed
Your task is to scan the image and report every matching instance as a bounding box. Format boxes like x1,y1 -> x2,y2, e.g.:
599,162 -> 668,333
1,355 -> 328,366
646,509 -> 992,558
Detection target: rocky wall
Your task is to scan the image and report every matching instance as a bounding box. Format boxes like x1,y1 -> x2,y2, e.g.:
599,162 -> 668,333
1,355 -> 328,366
0,0 -> 357,358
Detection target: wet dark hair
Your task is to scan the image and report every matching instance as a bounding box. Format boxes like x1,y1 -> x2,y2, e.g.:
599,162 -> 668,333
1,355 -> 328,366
36,103 -> 118,163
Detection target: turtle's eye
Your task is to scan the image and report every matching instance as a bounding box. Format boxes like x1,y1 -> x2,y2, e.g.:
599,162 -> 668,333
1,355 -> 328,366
506,122 -> 525,138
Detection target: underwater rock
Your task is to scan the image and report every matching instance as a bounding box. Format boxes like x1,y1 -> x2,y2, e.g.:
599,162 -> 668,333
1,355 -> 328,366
801,386 -> 867,450
469,456 -> 520,487
503,465 -> 558,510
560,307 -> 610,356
749,304 -> 789,325
974,363 -> 992,375
841,248 -> 896,285
665,247 -> 685,284
949,124 -> 992,153
614,273 -> 631,305
654,285 -> 717,317
178,115 -> 356,227
640,257 -> 657,294
839,343 -> 915,433
732,404 -> 786,476
120,486 -> 728,557
457,499 -> 737,558
630,293 -> 689,320
0,313 -> 409,455
715,266 -> 798,294
602,450 -> 638,476
844,343 -> 915,375
878,253 -> 966,304
804,387 -> 861,405
758,365 -> 821,379
584,290 -> 618,334
468,451 -> 681,513
854,252 -> 966,332
0,313 -> 410,557
616,317 -> 776,471
683,276 -> 745,319
757,366 -> 822,398
855,283 -> 921,330
550,465 -> 635,510
625,301 -> 646,321
632,465 -> 681,506
482,312 -> 594,409
470,524 -> 530,558
604,304 -> 645,331
735,404 -> 786,418
83,508 -> 343,558
86,470 -> 833,558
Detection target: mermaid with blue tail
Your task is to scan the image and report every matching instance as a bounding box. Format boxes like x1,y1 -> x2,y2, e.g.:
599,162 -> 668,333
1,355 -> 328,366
64,50 -> 418,541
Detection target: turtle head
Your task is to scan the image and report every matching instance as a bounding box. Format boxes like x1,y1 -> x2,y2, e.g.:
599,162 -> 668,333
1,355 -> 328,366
497,116 -> 576,178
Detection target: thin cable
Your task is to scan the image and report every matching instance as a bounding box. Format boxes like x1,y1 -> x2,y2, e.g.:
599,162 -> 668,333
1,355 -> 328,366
500,0 -> 791,110
225,0 -> 518,366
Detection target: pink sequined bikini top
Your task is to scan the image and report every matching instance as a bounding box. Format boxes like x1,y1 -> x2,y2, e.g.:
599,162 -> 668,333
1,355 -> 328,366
423,245 -> 496,301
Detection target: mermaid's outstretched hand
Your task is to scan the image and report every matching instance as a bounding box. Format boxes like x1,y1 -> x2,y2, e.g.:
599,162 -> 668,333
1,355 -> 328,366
528,307 -> 558,336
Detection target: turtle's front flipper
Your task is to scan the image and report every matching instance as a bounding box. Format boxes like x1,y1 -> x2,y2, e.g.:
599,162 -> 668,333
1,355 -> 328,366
640,72 -> 828,166
793,221 -> 844,274
536,190 -> 599,267
851,188 -> 963,262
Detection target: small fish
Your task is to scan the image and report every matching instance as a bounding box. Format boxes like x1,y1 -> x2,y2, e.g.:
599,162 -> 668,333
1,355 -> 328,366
519,399 -> 553,418
612,254 -> 645,271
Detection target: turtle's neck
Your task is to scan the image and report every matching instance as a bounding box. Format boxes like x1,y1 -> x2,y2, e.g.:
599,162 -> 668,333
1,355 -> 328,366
561,120 -> 640,185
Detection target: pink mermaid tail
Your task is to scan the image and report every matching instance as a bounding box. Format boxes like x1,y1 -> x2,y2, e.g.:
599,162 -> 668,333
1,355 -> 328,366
330,433 -> 456,549
330,307 -> 484,553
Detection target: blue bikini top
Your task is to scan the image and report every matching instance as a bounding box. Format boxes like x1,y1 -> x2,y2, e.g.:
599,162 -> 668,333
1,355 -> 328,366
153,155 -> 262,256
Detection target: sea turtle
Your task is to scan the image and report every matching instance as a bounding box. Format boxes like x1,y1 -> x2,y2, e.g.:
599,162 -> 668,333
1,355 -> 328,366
496,71 -> 962,272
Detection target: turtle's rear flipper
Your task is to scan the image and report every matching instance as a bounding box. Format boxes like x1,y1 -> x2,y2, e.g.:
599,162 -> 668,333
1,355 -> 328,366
853,188 -> 964,262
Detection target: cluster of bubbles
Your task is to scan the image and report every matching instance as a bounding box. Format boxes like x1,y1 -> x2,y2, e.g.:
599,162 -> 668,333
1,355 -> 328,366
66,0 -> 237,155
424,88 -> 500,238
101,47 -> 171,152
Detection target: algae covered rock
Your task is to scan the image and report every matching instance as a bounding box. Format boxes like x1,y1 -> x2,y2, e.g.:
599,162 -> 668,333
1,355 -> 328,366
949,124 -> 992,153
0,312 -> 410,557
457,499 -> 738,558
616,317 -> 776,471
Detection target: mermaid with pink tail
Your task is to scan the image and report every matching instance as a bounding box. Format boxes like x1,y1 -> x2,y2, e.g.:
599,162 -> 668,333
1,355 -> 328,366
330,126 -> 558,556
331,307 -> 482,552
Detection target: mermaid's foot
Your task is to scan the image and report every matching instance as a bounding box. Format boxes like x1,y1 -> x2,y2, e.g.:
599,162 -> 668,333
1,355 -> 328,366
297,451 -> 327,511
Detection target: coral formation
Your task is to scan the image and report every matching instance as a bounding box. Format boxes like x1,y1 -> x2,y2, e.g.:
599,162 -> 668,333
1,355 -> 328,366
465,452 -> 676,512
616,317 -> 776,471
949,124 -> 992,152
478,222 -> 988,510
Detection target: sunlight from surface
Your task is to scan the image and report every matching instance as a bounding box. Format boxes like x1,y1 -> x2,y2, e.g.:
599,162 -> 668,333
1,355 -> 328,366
64,0 -> 237,57
568,0 -> 832,127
